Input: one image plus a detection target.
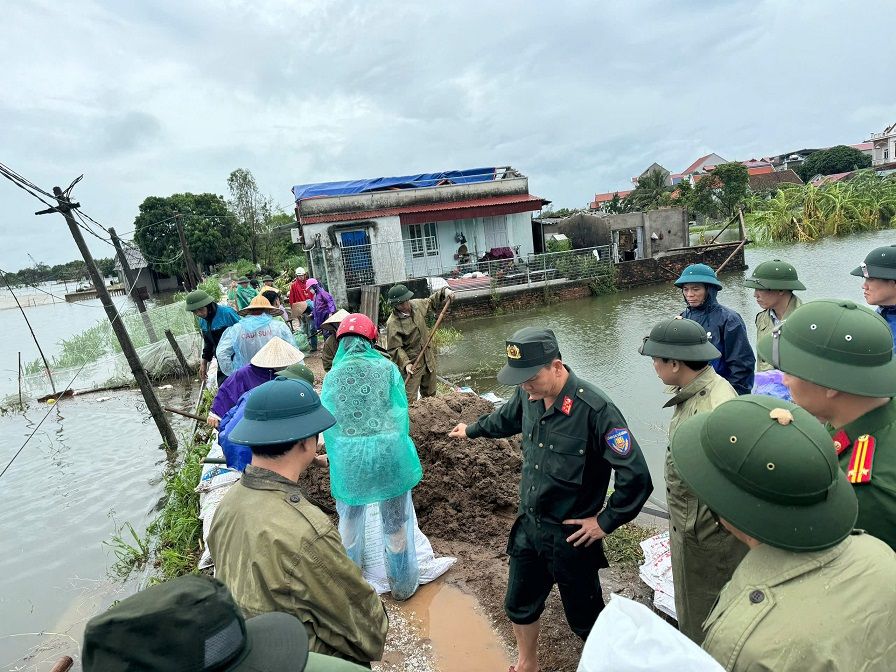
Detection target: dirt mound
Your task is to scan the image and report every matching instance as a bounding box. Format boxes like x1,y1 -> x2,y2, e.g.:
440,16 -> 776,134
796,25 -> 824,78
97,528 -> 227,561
409,392 -> 521,544
299,391 -> 521,545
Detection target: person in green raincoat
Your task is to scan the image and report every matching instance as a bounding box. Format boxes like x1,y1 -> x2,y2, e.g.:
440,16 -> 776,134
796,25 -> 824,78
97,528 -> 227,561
639,317 -> 744,643
234,276 -> 257,311
743,259 -> 805,372
671,395 -> 896,671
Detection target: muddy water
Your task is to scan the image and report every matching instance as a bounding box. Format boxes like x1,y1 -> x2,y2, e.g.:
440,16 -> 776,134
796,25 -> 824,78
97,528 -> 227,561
0,385 -> 195,669
395,580 -> 510,671
440,229 -> 894,510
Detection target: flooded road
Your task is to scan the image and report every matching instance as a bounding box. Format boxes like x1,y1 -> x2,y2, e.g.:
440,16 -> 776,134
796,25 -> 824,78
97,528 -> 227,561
0,385 -> 195,669
440,229 -> 894,509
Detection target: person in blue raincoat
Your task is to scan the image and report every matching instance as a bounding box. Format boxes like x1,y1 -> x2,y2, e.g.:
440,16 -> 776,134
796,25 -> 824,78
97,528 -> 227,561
184,289 -> 240,385
675,263 -> 755,395
215,294 -> 297,377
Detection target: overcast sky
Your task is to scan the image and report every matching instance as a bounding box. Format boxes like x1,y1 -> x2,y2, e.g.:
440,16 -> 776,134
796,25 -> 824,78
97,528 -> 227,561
1,1 -> 892,270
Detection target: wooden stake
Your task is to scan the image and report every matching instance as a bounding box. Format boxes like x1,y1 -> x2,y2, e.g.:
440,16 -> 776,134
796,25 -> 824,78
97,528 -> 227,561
1,271 -> 56,394
17,351 -> 22,406
164,329 -> 191,375
46,187 -> 179,449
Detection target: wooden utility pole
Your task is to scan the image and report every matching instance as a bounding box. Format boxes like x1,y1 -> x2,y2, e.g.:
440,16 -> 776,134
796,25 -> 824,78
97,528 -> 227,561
109,227 -> 159,343
43,187 -> 178,449
174,213 -> 201,290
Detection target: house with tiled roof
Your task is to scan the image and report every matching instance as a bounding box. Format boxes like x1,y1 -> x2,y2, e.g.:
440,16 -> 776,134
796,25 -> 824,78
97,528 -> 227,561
292,167 -> 550,304
749,169 -> 804,193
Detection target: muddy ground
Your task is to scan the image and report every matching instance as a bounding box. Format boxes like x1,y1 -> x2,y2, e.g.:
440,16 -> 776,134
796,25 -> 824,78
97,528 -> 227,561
300,391 -> 654,672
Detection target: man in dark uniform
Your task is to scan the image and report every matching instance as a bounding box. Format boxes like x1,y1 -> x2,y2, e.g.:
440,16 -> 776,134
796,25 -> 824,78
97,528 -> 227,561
448,327 -> 653,672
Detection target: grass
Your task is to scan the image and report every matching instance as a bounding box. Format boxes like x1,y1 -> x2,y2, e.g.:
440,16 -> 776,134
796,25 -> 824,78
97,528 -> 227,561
105,518 -> 150,578
432,326 -> 462,351
604,522 -> 658,566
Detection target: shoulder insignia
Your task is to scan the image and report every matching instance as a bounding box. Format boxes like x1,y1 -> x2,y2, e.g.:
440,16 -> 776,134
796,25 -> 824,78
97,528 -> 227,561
832,429 -> 851,456
846,434 -> 875,485
560,395 -> 573,415
605,427 -> 632,457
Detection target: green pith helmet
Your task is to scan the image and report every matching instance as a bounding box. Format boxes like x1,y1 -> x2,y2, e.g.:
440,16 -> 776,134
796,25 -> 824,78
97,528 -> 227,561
230,379 -> 335,446
276,362 -> 315,385
671,395 -> 857,551
263,274 -> 274,282
184,289 -> 214,312
237,276 -> 250,284
674,263 -> 722,288
744,259 -> 806,291
851,245 -> 896,280
757,299 -> 896,397
388,284 -> 414,305
639,317 -> 721,361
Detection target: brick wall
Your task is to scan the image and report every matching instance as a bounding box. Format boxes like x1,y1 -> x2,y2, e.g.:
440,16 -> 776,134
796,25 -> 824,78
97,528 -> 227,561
448,280 -> 594,320
616,243 -> 746,289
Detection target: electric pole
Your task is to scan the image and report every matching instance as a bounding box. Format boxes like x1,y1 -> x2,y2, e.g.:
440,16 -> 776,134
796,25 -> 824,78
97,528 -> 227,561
174,212 -> 201,290
109,227 -> 158,343
44,187 -> 178,449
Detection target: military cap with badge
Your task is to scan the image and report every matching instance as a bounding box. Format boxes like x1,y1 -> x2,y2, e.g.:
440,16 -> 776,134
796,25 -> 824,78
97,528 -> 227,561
497,326 -> 561,385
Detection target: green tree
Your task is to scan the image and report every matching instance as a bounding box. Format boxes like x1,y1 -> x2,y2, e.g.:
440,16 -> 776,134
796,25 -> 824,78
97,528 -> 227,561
690,162 -> 749,219
798,145 -> 872,182
133,193 -> 241,277
624,169 -> 671,212
227,168 -> 273,264
605,193 -> 628,214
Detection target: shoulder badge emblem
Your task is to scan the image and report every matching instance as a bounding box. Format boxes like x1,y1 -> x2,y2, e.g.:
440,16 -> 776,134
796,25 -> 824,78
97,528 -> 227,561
846,434 -> 875,484
605,427 -> 632,457
560,395 -> 573,415
506,344 -> 522,359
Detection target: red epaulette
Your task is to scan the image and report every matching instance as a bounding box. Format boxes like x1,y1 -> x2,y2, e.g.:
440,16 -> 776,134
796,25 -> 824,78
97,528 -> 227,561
845,434 -> 876,485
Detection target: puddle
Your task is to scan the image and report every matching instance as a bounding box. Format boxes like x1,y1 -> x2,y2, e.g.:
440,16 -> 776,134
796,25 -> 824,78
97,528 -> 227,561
397,580 -> 510,672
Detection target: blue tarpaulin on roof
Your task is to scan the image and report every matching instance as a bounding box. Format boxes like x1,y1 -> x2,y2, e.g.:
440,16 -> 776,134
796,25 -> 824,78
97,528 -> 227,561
292,167 -> 497,202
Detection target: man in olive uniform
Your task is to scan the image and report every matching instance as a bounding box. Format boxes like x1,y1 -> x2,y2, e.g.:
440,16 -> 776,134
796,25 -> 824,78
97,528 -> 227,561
743,259 -> 805,371
758,299 -> 896,551
851,244 -> 896,346
448,327 -> 653,672
639,317 -> 743,643
671,395 -> 896,671
385,283 -> 454,399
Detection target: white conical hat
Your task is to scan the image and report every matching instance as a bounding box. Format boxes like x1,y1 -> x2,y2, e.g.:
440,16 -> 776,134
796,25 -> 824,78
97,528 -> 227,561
322,309 -> 350,326
250,336 -> 305,368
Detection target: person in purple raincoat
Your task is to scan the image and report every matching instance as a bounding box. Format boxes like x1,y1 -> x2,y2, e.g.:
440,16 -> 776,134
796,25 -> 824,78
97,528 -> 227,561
306,278 -> 337,342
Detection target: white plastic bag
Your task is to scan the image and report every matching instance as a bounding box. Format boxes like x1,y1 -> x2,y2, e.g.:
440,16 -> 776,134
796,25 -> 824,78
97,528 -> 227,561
577,595 -> 723,672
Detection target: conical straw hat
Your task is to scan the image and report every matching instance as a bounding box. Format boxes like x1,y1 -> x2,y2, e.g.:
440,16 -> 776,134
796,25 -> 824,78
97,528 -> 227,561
251,337 -> 305,368
238,294 -> 279,316
322,309 -> 350,326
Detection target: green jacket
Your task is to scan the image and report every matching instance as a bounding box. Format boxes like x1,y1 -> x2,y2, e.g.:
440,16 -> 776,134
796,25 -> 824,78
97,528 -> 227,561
235,285 -> 257,311
385,289 -> 448,372
663,367 -> 744,643
703,532 -> 896,671
207,466 -> 388,664
321,333 -> 338,372
755,294 -> 801,372
466,367 -> 653,534
829,397 -> 896,551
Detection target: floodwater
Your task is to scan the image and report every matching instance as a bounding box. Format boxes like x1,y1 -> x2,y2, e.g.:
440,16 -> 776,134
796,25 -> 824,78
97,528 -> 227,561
0,230 -> 891,668
440,229 -> 894,510
0,386 -> 195,670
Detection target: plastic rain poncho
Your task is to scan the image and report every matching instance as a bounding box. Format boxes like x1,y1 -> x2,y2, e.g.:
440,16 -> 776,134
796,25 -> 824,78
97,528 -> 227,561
215,314 -> 297,376
321,336 -> 422,505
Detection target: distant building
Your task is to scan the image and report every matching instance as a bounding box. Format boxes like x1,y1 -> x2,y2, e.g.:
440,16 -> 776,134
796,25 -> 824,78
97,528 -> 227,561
632,163 -> 672,187
292,167 -> 549,305
749,169 -> 804,193
869,123 -> 896,166
114,244 -> 180,297
589,189 -> 633,211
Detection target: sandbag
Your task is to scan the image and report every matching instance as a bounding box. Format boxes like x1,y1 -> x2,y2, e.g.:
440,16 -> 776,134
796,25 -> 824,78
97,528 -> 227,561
578,595 -> 723,672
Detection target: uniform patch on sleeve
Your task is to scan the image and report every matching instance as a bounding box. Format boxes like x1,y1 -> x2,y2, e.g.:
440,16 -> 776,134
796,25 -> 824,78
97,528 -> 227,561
605,428 -> 632,456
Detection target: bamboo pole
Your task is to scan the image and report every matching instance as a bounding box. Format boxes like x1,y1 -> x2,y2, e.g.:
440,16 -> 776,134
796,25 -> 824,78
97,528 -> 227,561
1,272 -> 56,394
715,238 -> 749,274
164,329 -> 191,375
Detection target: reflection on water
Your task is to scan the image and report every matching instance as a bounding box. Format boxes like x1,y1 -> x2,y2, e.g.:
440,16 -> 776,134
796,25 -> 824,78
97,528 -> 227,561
440,229 -> 892,510
0,386 -> 194,668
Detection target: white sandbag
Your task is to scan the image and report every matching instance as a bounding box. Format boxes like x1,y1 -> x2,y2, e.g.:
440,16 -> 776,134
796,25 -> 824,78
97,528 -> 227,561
638,531 -> 676,618
578,595 -> 722,672
359,504 -> 456,595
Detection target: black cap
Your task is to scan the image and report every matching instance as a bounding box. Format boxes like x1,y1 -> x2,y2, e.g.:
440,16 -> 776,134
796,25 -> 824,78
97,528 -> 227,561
497,327 -> 560,385
82,574 -> 309,671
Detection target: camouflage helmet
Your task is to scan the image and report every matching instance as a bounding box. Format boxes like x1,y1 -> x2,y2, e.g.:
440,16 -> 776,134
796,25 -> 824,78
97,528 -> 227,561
387,284 -> 414,305
671,395 -> 857,551
744,259 -> 806,291
757,299 -> 896,397
638,317 -> 721,361
850,245 -> 896,280
674,263 -> 722,289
